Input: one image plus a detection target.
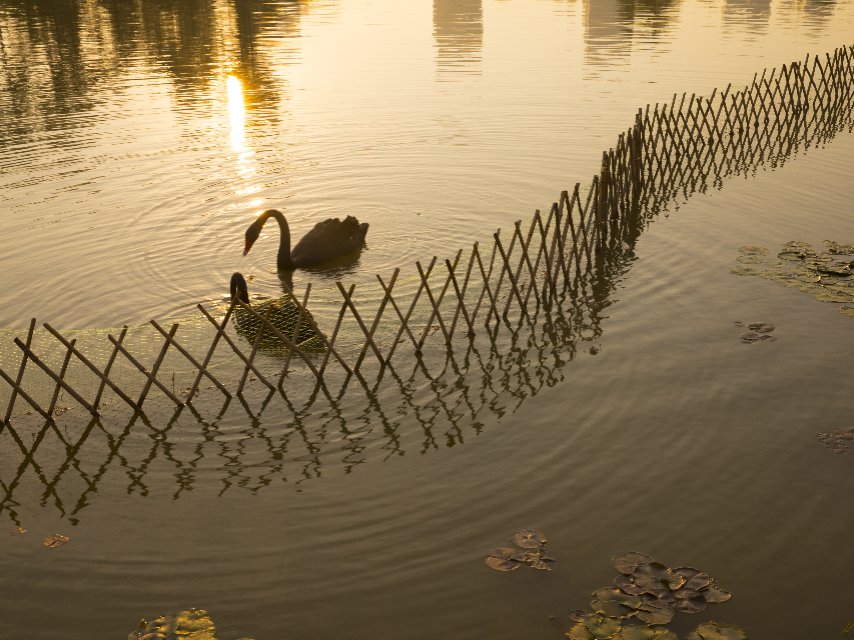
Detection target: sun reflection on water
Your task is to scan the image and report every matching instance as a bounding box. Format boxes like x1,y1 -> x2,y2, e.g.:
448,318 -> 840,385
226,73 -> 259,194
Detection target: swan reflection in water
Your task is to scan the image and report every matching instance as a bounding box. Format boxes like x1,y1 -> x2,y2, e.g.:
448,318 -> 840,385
229,272 -> 325,356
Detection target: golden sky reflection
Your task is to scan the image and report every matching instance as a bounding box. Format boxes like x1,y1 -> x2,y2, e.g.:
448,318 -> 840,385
0,0 -> 852,328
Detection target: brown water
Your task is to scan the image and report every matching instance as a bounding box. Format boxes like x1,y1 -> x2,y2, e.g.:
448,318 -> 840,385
1,1 -> 853,639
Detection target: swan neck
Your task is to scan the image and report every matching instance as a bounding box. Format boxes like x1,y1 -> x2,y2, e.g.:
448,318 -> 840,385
266,209 -> 294,270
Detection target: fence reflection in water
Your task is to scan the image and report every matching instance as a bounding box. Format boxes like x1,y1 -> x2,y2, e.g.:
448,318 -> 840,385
0,45 -> 852,523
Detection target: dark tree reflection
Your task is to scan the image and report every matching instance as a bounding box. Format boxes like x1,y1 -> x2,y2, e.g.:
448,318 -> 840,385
433,0 -> 483,79
584,0 -> 681,67
0,0 -> 315,145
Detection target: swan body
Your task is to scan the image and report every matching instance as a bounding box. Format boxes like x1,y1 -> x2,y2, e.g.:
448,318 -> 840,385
229,272 -> 324,354
243,209 -> 369,270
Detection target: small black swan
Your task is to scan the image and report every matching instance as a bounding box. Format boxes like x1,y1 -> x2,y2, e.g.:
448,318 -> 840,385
229,272 -> 324,354
243,209 -> 369,270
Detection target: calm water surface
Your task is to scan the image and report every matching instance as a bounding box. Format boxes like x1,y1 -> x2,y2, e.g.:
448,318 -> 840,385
1,0 -> 853,327
0,1 -> 853,639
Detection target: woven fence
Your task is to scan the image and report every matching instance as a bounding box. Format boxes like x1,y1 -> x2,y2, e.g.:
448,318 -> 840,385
1,45 -> 852,433
1,46 -> 853,521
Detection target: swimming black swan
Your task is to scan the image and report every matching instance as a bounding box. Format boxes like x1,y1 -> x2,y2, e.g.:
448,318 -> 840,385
243,209 -> 369,270
229,272 -> 324,354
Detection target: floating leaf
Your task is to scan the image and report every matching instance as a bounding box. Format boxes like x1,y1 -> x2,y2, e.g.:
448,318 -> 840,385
634,608 -> 674,625
614,574 -> 645,596
591,598 -> 638,619
567,614 -> 621,640
43,533 -> 69,548
615,625 -> 679,640
129,609 -> 219,640
593,588 -> 643,608
13,527 -> 27,536
746,322 -> 774,333
817,427 -> 854,455
674,567 -> 700,579
513,529 -> 547,548
733,240 -> 854,317
740,332 -> 776,344
739,245 -> 769,256
674,597 -> 707,614
584,614 -> 622,638
685,621 -> 747,640
633,562 -> 683,594
613,552 -> 654,575
485,547 -> 522,572
683,572 -> 714,590
701,587 -> 733,603
568,610 -> 588,623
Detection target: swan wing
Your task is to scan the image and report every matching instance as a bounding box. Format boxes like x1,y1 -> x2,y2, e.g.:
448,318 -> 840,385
291,216 -> 368,267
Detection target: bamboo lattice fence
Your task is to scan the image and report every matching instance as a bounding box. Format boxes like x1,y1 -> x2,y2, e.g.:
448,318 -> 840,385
0,45 -> 852,433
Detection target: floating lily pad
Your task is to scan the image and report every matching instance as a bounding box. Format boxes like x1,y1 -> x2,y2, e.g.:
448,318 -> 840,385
568,610 -> 589,623
129,609 -> 225,640
633,562 -> 684,594
682,572 -> 714,590
613,552 -> 654,575
614,574 -> 645,596
591,587 -> 642,619
521,548 -> 557,570
567,614 -> 622,640
685,621 -> 747,640
673,567 -> 700,579
740,332 -> 777,344
514,529 -> 547,548
615,625 -> 679,640
746,322 -> 774,333
43,533 -> 70,548
733,241 -> 854,316
485,547 -> 522,571
634,607 -> 674,625
817,427 -> 854,455
701,586 -> 733,603
674,597 -> 707,614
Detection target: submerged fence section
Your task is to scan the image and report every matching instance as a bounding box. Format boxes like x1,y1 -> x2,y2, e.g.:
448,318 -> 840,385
1,45 -> 853,430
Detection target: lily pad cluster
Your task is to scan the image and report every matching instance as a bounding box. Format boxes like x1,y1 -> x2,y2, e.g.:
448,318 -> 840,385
42,533 -> 70,548
128,609 -> 254,640
731,241 -> 854,319
567,614 -> 746,640
733,321 -> 777,344
485,529 -> 557,572
566,553 -> 743,640
816,426 -> 854,455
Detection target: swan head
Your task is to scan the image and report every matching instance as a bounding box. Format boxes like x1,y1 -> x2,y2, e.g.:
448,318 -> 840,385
244,209 -> 286,255
244,218 -> 263,256
230,272 -> 250,304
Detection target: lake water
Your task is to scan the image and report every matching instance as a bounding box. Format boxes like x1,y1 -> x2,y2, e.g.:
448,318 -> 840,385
1,1 -> 853,639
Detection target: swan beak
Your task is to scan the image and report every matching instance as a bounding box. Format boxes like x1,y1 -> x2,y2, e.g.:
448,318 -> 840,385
243,240 -> 252,256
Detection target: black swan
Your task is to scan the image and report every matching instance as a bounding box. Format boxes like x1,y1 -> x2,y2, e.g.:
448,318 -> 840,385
243,209 -> 369,270
229,272 -> 324,354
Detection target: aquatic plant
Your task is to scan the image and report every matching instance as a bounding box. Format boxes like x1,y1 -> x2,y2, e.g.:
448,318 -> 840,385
731,241 -> 854,318
732,321 -> 777,344
816,427 -> 854,455
565,553 -> 744,639
485,529 -> 557,571
128,609 -> 253,640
